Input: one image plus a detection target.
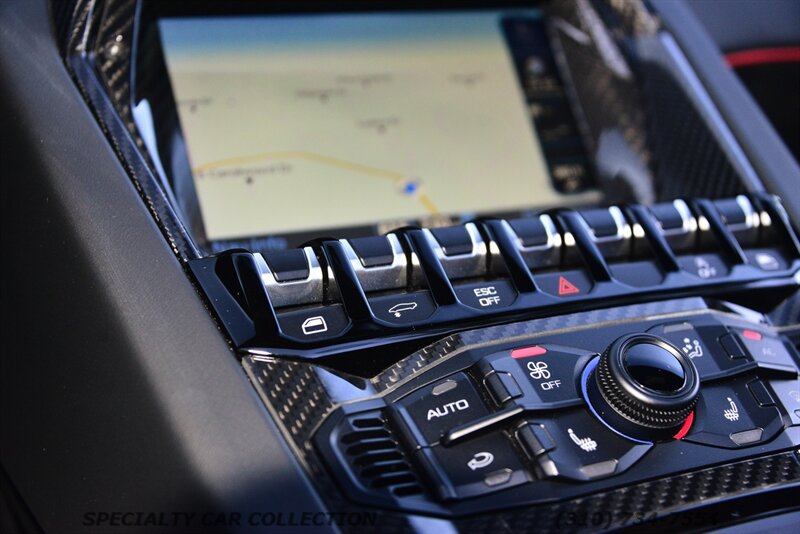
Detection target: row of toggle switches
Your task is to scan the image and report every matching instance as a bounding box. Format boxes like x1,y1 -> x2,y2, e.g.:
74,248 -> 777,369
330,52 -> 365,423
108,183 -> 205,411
191,194 -> 800,351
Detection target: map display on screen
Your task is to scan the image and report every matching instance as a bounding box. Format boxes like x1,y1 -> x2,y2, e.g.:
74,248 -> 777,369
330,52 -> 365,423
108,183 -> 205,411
160,11 -> 564,240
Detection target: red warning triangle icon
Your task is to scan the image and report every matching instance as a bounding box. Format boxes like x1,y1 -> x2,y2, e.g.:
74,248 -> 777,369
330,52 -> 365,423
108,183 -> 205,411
558,275 -> 580,295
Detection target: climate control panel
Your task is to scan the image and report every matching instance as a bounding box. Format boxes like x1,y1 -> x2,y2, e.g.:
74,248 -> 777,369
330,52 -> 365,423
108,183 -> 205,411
298,299 -> 800,516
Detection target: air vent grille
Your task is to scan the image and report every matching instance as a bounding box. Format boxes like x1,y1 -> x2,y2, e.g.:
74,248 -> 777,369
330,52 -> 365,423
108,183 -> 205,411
339,411 -> 423,498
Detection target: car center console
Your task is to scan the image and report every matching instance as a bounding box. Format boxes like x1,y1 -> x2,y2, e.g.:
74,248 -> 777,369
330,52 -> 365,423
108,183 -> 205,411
299,298 -> 800,520
29,0 -> 800,531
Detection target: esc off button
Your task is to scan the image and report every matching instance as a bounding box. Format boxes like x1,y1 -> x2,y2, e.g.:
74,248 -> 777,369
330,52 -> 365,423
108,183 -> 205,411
454,280 -> 517,311
479,344 -> 596,410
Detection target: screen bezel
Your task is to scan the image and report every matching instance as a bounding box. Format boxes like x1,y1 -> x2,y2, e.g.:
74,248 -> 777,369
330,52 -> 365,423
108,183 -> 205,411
134,0 -> 598,252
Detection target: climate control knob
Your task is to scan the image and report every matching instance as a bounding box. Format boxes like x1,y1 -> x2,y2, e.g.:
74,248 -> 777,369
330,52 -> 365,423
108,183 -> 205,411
587,334 -> 699,441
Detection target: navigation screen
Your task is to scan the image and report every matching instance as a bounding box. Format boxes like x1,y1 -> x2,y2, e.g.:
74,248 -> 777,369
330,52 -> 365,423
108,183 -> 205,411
160,11 -> 567,241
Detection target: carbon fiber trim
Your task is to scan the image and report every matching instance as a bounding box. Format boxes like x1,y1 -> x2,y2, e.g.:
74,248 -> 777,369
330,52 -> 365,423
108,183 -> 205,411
641,60 -> 748,201
453,451 -> 800,533
372,336 -> 464,393
250,358 -> 335,446
61,0 -> 201,259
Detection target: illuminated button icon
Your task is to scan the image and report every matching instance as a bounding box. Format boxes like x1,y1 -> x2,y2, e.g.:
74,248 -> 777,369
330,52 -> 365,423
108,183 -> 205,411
277,304 -> 349,341
368,291 -> 436,324
454,280 -> 516,310
754,252 -> 781,271
416,432 -> 527,500
742,329 -> 762,341
678,254 -> 728,279
387,301 -> 417,318
396,372 -> 489,446
467,452 -> 494,471
684,377 -> 783,448
694,256 -> 717,279
723,397 -> 740,422
568,428 -> 598,452
301,316 -> 328,335
526,361 -> 551,380
533,270 -> 592,298
523,410 -> 651,481
558,276 -> 580,295
511,345 -> 548,359
681,336 -> 704,359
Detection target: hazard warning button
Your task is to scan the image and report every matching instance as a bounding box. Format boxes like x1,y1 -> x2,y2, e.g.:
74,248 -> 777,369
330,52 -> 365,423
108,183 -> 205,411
534,270 -> 593,298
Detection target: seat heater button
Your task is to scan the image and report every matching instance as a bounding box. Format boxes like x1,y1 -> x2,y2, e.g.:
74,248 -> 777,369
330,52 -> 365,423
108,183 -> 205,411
532,410 -> 651,481
484,344 -> 594,410
455,280 -> 517,310
646,323 -> 752,381
416,432 -> 528,501
395,372 -> 489,446
369,291 -> 436,325
277,304 -> 350,341
684,377 -> 783,449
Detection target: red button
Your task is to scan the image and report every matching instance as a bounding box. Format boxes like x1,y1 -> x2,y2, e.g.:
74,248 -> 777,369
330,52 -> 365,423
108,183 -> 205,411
742,330 -> 763,341
558,276 -> 581,296
511,345 -> 548,359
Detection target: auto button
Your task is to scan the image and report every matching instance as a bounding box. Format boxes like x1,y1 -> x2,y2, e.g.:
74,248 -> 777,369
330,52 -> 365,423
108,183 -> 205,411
395,373 -> 490,446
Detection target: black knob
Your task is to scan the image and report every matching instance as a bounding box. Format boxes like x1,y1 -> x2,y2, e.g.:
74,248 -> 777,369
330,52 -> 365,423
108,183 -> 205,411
587,334 -> 699,441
